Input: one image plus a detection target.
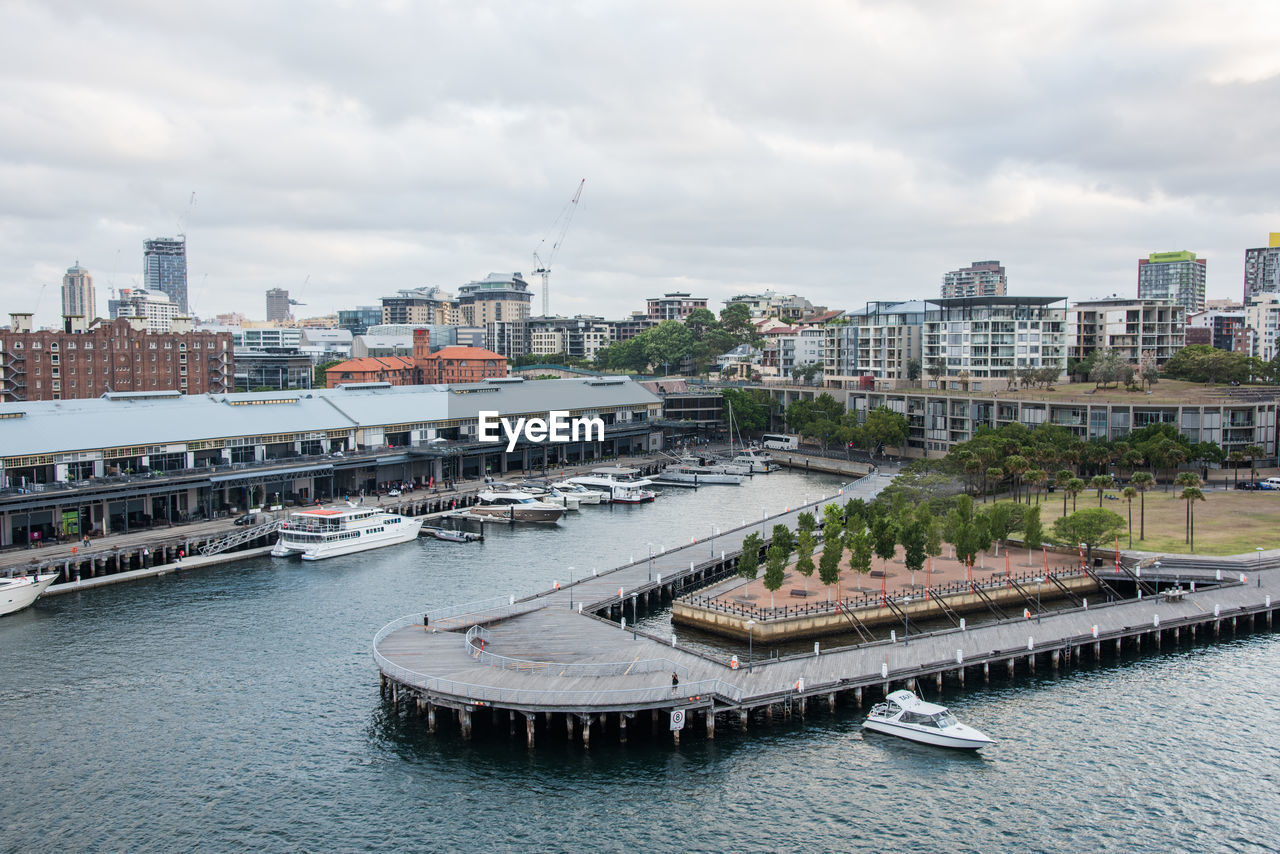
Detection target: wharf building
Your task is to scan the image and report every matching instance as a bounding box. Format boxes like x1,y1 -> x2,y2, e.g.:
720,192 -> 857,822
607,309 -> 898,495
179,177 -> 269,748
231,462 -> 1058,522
0,377 -> 661,547
1066,298 -> 1185,367
61,263 -> 96,321
1137,250 -> 1206,313
940,260 -> 1007,299
1243,233 -> 1280,303
0,314 -> 232,403
143,237 -> 188,314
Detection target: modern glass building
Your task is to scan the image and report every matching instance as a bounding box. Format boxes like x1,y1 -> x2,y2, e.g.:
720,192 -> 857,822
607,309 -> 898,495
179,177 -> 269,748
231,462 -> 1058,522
143,237 -> 188,313
1137,250 -> 1206,313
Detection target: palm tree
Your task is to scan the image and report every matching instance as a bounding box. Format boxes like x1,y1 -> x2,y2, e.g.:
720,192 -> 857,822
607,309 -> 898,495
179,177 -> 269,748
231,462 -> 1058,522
1228,450 -> 1244,487
1055,469 -> 1074,516
1090,474 -> 1112,507
984,467 -> 1003,502
1005,454 -> 1029,503
1244,444 -> 1264,482
1122,486 -> 1138,548
1174,472 -> 1202,543
1026,468 -> 1048,505
1180,486 -> 1206,552
1164,444 -> 1188,492
1131,472 -> 1156,541
1065,477 -> 1085,513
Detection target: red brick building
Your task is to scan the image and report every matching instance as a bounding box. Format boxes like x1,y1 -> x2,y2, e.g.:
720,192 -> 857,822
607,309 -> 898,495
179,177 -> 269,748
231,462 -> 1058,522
419,346 -> 508,384
0,315 -> 233,402
324,356 -> 416,388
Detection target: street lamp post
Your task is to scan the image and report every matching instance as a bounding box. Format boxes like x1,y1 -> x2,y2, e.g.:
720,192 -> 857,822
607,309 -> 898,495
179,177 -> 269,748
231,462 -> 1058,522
1035,576 -> 1043,623
746,618 -> 755,673
568,566 -> 574,610
631,594 -> 637,639
711,526 -> 719,557
648,543 -> 653,582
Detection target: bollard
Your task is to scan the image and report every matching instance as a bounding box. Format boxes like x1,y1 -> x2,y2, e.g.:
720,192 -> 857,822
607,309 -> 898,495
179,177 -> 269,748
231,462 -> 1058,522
578,603 -> 583,613
1216,569 -> 1222,581
621,617 -> 626,631
691,561 -> 695,571
1027,636 -> 1034,651
960,618 -> 966,632
1214,604 -> 1220,618
509,594 -> 515,605
1091,625 -> 1099,638
881,662 -> 888,679
671,634 -> 677,647
1153,615 -> 1160,628
1190,581 -> 1195,592
1083,597 -> 1088,610
956,649 -> 963,665
656,574 -> 662,583
1240,573 -> 1246,583
890,630 -> 896,644
814,642 -> 820,657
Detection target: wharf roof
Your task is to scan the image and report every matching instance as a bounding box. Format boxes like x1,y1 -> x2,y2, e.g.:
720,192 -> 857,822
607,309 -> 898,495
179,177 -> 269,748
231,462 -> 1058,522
0,378 -> 660,458
328,356 -> 415,372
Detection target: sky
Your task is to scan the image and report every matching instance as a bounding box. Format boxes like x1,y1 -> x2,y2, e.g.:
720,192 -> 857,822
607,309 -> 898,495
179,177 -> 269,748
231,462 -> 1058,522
2,0 -> 1278,328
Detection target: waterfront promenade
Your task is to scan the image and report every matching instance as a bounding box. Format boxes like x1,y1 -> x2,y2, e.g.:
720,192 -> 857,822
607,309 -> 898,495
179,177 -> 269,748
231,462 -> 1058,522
374,469 -> 1280,745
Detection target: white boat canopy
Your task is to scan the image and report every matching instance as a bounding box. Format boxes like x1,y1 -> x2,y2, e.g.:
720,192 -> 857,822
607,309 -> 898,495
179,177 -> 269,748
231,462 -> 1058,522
885,690 -> 948,716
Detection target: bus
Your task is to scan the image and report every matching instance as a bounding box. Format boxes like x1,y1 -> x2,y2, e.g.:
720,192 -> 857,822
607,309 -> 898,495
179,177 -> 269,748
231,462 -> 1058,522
760,433 -> 799,450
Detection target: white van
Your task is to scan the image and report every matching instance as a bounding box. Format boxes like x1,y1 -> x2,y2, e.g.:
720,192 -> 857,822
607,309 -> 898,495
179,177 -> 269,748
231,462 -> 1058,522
1262,477 -> 1280,490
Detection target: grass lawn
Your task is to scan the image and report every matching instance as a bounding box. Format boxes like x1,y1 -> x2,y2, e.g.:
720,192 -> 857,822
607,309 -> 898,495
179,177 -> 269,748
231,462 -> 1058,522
997,487 -> 1280,556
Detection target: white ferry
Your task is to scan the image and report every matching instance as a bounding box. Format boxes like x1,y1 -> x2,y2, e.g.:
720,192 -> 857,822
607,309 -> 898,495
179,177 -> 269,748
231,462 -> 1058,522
271,506 -> 423,561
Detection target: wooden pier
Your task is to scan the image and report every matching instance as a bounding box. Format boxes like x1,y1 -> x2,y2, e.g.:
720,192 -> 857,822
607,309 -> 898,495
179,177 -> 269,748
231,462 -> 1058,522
373,475 -> 1280,747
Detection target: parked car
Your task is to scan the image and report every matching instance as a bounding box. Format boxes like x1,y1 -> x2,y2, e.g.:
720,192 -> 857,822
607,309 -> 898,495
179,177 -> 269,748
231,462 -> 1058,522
1235,481 -> 1261,491
233,513 -> 257,526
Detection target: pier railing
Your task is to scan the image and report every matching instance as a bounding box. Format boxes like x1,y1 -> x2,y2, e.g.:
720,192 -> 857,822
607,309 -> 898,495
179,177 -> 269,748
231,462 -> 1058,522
423,596 -> 546,628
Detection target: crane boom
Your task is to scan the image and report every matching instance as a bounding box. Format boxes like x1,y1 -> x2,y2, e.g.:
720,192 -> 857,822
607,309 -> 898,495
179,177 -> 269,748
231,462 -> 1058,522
531,178 -> 585,317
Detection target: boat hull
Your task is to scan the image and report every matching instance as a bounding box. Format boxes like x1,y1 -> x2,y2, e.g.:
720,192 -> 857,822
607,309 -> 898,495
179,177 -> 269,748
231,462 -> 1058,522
862,718 -> 993,750
1,572 -> 58,617
471,506 -> 565,522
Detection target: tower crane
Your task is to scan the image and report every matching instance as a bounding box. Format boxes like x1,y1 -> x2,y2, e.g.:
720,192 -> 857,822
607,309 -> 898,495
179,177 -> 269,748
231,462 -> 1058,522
531,178 -> 585,317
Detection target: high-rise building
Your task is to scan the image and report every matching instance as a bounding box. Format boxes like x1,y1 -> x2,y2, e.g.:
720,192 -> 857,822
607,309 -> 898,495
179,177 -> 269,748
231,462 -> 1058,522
61,262 -> 95,320
266,288 -> 291,322
1246,294 -> 1280,362
380,286 -> 458,326
1067,298 -> 1185,367
1243,233 -> 1280,303
923,296 -> 1068,387
143,237 -> 188,313
337,306 -> 382,336
1137,250 -> 1206,313
941,261 -> 1007,298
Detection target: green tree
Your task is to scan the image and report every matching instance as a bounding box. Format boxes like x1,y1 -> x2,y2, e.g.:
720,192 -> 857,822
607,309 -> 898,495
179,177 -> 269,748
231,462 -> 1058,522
721,388 -> 772,432
643,320 -> 694,375
1244,444 -> 1264,481
1005,454 -> 1029,503
683,307 -> 718,341
737,532 -> 763,580
797,511 -> 816,534
846,523 -> 874,590
718,303 -> 755,343
1022,505 -> 1044,557
1065,477 -> 1086,513
863,406 -> 909,456
900,519 -> 927,584
771,523 -> 795,558
1130,471 -> 1155,541
906,358 -> 922,382
1025,467 -> 1048,505
984,467 -> 1004,502
1174,472 -> 1202,543
818,510 -> 844,601
1052,508 -> 1126,566
794,530 -> 816,592
313,359 -> 341,388
927,355 -> 948,386
763,542 -> 786,608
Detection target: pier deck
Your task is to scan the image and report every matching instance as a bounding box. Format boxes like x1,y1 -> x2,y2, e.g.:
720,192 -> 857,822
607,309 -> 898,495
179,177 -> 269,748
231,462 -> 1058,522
374,473 -> 1280,744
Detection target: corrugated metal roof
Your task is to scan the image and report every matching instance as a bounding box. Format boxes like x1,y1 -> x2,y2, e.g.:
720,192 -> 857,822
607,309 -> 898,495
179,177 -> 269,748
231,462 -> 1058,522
0,379 -> 660,458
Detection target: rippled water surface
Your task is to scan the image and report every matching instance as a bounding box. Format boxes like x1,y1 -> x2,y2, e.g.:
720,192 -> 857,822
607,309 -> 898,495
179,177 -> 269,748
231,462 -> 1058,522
2,470 -> 1277,853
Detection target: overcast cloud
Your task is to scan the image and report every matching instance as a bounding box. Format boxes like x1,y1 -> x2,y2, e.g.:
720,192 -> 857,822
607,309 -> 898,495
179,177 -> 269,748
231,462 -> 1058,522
2,0 -> 1278,326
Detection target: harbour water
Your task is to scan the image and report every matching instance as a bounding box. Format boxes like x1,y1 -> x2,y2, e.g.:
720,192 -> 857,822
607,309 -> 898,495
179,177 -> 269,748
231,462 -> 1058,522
2,470 -> 1277,853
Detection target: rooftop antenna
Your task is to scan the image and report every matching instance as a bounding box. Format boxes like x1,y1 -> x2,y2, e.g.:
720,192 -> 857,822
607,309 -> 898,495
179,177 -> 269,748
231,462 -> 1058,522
531,178 -> 585,317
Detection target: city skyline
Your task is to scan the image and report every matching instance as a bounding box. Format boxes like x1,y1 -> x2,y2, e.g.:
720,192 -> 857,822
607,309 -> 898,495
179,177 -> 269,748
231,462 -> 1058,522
2,2 -> 1278,329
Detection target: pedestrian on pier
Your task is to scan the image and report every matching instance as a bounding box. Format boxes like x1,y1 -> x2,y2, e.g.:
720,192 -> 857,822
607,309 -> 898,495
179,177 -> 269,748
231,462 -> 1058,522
671,671 -> 679,693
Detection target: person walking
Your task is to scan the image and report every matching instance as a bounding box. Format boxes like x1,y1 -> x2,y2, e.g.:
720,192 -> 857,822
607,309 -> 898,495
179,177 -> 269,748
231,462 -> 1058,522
671,671 -> 679,693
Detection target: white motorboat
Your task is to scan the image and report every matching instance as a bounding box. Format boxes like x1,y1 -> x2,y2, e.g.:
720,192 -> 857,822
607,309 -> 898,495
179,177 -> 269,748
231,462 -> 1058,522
673,454 -> 752,476
657,464 -> 744,485
472,489 -> 566,522
549,481 -> 610,505
567,467 -> 657,503
725,448 -> 774,473
271,505 -> 423,560
1,571 -> 59,617
862,690 -> 994,750
512,481 -> 581,511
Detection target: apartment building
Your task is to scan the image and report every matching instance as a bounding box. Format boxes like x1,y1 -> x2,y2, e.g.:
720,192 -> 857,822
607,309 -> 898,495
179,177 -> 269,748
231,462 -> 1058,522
1067,298 -> 1185,366
923,296 -> 1068,389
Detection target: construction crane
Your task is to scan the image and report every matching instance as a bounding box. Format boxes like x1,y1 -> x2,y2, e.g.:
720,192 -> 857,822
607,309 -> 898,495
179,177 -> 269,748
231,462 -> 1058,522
531,178 -> 585,317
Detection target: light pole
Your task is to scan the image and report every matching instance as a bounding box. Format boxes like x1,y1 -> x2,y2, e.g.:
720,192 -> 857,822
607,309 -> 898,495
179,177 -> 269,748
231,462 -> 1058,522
903,596 -> 910,646
631,594 -> 637,639
746,618 -> 755,673
1034,576 -> 1043,623
1257,546 -> 1264,578
647,543 -> 653,582
568,566 -> 574,610
710,526 -> 719,557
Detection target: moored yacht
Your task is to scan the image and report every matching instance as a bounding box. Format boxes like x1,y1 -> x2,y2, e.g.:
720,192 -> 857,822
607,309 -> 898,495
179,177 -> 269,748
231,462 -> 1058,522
272,506 -> 423,561
862,690 -> 994,750
472,488 -> 566,522
549,481 -> 610,505
726,447 -> 774,473
1,571 -> 59,617
567,467 -> 657,503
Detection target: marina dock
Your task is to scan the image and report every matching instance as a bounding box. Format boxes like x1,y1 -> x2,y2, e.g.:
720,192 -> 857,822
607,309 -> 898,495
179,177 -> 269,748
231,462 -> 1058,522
372,475 -> 1280,746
